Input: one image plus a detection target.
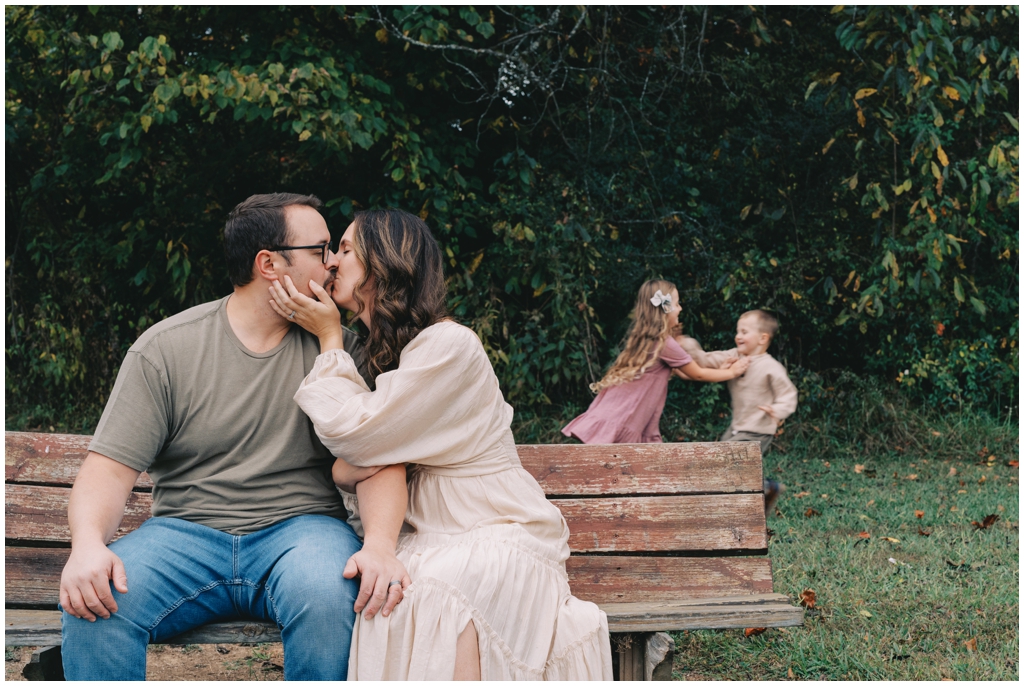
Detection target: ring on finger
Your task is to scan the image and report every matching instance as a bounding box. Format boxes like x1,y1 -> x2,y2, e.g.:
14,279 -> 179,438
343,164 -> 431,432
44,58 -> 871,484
288,310 -> 296,320
388,580 -> 402,589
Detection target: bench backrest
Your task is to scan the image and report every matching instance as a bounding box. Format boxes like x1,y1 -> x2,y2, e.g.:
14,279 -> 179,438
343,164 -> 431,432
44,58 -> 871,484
6,432 -> 770,609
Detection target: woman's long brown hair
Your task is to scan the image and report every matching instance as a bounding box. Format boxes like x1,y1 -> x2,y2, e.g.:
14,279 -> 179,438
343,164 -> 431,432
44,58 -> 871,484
590,279 -> 677,392
350,209 -> 448,380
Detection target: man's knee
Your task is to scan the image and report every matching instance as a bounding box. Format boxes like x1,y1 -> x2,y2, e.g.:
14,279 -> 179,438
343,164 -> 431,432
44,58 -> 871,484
264,517 -> 362,620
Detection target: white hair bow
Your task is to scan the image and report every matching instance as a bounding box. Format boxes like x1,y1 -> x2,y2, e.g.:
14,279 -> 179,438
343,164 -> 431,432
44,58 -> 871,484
650,289 -> 672,312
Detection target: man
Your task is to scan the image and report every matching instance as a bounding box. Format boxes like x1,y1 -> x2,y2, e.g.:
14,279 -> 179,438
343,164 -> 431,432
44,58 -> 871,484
59,193 -> 410,680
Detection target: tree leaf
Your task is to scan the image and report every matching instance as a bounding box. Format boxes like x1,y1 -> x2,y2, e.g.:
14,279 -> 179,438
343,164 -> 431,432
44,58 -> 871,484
102,31 -> 121,52
969,297 -> 986,316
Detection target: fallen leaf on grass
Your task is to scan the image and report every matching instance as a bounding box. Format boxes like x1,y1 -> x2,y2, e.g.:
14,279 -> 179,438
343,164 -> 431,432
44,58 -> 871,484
805,508 -> 821,517
906,473 -> 918,480
977,475 -> 987,484
866,499 -> 875,506
945,559 -> 970,571
917,527 -> 932,536
744,627 -> 767,638
930,430 -> 942,436
947,466 -> 957,477
971,514 -> 999,530
794,491 -> 812,498
787,667 -> 795,679
880,536 -> 900,543
854,464 -> 865,473
1009,460 -> 1019,468
857,531 -> 871,538
798,589 -> 816,609
964,637 -> 977,652
859,610 -> 873,617
915,510 -> 925,518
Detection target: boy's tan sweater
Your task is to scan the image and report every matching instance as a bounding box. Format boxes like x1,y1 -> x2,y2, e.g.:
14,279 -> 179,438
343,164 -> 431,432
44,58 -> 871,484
677,336 -> 798,436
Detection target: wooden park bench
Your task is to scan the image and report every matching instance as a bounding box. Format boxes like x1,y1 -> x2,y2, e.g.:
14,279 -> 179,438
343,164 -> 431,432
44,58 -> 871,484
6,431 -> 803,680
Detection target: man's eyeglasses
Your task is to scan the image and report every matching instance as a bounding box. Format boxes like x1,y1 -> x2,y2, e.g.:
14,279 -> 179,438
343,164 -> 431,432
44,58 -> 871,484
269,238 -> 339,265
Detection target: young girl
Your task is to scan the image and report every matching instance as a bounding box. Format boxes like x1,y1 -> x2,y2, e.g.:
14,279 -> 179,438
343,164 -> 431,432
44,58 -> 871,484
562,279 -> 749,444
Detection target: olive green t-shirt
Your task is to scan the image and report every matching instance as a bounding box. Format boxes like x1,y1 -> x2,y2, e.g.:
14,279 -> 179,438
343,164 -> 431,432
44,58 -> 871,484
89,295 -> 368,535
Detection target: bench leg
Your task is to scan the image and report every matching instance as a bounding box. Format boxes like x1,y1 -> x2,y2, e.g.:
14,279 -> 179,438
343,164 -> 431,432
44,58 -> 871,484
22,646 -> 65,681
613,632 -> 675,681
645,632 -> 675,681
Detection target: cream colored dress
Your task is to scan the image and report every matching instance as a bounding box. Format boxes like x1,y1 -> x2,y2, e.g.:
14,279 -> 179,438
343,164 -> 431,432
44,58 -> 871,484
294,320 -> 613,681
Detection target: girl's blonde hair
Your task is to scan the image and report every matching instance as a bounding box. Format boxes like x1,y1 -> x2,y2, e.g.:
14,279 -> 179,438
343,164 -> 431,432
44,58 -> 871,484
591,279 -> 677,392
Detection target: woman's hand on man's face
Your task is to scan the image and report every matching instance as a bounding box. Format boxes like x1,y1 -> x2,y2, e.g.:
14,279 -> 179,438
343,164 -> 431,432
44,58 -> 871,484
269,275 -> 345,350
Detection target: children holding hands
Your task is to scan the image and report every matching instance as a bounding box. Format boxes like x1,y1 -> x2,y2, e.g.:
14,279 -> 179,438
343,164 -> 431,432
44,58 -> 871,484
562,280 -> 750,444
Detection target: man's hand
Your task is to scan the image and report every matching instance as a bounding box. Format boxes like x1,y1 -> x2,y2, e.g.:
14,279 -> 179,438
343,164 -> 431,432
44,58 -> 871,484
758,404 -> 778,421
343,540 -> 412,620
59,542 -> 129,621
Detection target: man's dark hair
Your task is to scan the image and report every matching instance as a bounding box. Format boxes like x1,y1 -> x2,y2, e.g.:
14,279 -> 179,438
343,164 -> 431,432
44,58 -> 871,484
223,193 -> 323,287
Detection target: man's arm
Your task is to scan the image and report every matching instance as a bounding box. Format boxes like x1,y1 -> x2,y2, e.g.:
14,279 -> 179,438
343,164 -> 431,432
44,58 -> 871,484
60,452 -> 140,621
342,464 -> 410,619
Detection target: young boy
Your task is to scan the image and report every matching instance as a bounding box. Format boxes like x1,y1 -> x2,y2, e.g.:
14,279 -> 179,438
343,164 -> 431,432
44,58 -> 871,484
674,309 -> 798,515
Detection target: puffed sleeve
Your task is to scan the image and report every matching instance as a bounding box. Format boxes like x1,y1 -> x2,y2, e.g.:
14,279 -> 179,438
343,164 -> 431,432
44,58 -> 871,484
659,336 -> 693,368
294,322 -> 508,468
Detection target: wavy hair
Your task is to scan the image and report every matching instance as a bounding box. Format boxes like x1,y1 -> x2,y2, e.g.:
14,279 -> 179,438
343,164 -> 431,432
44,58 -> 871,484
590,279 -> 678,392
349,209 -> 448,380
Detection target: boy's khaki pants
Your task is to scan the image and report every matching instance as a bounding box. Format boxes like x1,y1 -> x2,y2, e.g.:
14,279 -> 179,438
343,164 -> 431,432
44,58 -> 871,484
720,430 -> 774,456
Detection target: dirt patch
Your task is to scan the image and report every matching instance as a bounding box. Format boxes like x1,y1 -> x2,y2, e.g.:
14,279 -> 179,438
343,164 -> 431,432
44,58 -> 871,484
6,644 -> 285,681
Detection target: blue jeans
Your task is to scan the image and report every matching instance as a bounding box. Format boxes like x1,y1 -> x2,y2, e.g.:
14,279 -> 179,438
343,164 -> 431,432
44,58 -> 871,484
61,515 -> 362,680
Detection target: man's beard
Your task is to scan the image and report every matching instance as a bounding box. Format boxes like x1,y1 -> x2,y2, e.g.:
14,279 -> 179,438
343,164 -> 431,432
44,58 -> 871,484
323,270 -> 337,293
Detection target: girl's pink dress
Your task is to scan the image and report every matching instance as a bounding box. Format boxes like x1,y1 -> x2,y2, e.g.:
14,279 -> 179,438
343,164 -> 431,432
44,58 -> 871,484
562,336 -> 692,443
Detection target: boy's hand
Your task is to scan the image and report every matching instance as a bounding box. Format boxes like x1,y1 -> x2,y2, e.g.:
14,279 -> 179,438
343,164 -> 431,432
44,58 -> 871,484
758,404 -> 778,421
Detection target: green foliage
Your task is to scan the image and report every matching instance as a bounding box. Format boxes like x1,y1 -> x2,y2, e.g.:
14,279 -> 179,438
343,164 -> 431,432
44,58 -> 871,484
5,6 -> 1018,430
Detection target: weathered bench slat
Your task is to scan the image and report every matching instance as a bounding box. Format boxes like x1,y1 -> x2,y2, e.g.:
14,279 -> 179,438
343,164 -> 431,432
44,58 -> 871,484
565,556 -> 774,602
6,593 -> 804,647
7,485 -> 766,553
4,610 -> 282,647
6,433 -> 763,497
5,485 -> 151,543
5,434 -> 159,489
7,548 -> 775,607
518,442 -> 762,495
560,494 -> 767,552
598,594 -> 804,632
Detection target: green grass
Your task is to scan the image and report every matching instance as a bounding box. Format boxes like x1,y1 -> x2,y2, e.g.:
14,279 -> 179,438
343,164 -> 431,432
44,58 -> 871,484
672,443 -> 1018,680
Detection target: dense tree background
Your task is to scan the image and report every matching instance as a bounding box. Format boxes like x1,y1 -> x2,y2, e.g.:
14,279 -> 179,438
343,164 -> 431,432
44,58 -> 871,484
6,5 -> 1019,433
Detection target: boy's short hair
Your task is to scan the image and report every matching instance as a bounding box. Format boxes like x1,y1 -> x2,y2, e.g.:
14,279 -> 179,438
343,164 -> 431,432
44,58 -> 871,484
741,309 -> 779,337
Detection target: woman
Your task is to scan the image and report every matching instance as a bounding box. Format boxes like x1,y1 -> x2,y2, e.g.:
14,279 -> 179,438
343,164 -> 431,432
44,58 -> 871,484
269,209 -> 612,680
